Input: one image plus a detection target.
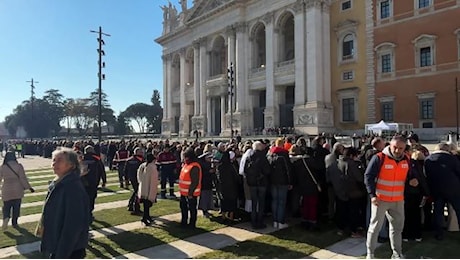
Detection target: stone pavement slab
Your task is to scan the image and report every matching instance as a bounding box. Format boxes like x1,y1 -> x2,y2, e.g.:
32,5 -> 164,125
0,200 -> 128,226
119,220 -> 285,259
0,212 -> 185,258
16,156 -> 52,171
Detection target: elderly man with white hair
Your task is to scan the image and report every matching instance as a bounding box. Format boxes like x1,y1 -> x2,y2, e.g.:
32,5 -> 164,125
243,141 -> 271,229
425,142 -> 460,241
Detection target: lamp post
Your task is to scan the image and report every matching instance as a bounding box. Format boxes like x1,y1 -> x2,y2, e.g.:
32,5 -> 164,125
227,63 -> 235,139
90,26 -> 110,143
26,78 -> 38,139
456,77 -> 459,142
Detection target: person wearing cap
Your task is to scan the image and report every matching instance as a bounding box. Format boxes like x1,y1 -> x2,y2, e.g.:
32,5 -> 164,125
81,145 -> 106,221
197,145 -> 215,218
156,144 -> 178,199
125,148 -> 144,215
178,148 -> 202,228
407,133 -> 429,157
217,150 -> 240,222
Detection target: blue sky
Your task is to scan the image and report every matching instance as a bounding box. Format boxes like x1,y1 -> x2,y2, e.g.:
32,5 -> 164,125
0,0 -> 180,122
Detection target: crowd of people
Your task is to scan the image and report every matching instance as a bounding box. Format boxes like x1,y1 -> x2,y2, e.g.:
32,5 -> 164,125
1,132 -> 460,258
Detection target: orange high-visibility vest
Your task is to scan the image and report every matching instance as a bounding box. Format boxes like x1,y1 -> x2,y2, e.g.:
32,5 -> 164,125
375,153 -> 410,202
178,162 -> 202,196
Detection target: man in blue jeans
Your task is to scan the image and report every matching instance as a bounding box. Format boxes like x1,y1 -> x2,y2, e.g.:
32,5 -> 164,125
245,141 -> 271,229
267,138 -> 292,229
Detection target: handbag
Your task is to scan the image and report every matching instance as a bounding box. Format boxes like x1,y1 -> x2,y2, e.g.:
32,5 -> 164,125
301,158 -> 322,192
5,163 -> 33,191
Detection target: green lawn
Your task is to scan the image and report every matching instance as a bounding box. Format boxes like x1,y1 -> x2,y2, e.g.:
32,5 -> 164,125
5,205 -> 229,259
195,223 -> 343,259
1,199 -> 181,250
375,231 -> 460,259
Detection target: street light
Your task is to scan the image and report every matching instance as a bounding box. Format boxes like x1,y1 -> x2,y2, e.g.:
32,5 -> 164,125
227,63 -> 235,139
90,26 -> 110,143
456,77 -> 459,142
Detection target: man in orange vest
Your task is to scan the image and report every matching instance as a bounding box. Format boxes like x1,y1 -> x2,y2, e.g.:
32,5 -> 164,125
364,135 -> 413,259
178,148 -> 202,229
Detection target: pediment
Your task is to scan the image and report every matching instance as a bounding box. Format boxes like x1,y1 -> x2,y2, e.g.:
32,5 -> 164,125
186,0 -> 233,22
334,19 -> 359,31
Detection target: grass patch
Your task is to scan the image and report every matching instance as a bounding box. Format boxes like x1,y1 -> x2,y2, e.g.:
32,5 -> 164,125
375,231 -> 460,259
0,199 -> 180,251
4,200 -> 224,259
25,168 -> 52,173
195,223 -> 343,259
90,198 -> 181,229
21,186 -> 127,204
12,192 -> 132,216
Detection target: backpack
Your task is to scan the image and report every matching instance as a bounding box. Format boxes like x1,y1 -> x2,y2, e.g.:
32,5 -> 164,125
359,144 -> 374,167
245,154 -> 264,186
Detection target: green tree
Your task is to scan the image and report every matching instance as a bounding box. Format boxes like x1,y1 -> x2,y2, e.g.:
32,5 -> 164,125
114,114 -> 131,135
121,103 -> 154,133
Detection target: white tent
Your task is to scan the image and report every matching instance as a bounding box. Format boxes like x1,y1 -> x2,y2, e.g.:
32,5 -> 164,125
368,120 -> 397,131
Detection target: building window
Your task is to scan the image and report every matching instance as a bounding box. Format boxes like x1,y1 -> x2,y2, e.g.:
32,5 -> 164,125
381,102 -> 394,122
342,34 -> 354,60
420,47 -> 432,67
380,0 -> 391,19
381,53 -> 392,73
418,0 -> 431,8
375,42 -> 396,78
342,70 -> 354,81
413,34 -> 437,70
341,0 -> 352,11
342,98 -> 355,122
420,99 -> 434,119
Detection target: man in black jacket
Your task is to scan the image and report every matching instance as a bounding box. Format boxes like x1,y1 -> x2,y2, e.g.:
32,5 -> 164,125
81,145 -> 106,221
425,142 -> 460,240
246,141 -> 271,229
124,148 -> 144,215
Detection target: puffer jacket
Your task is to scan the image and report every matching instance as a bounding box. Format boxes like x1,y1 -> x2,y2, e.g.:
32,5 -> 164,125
267,146 -> 292,186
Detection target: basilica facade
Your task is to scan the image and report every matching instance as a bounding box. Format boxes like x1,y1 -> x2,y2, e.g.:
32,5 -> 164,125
156,0 -> 334,137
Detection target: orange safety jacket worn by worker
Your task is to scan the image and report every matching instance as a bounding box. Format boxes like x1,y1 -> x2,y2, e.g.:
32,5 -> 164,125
375,153 -> 410,202
178,162 -> 202,197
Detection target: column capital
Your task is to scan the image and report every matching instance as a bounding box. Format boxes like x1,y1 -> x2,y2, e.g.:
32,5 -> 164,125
162,53 -> 172,61
293,0 -> 305,13
305,0 -> 323,10
225,25 -> 236,38
179,47 -> 187,56
234,22 -> 247,33
262,11 -> 274,25
199,36 -> 207,45
192,39 -> 200,50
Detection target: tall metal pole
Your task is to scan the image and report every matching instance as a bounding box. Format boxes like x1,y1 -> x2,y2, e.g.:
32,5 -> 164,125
26,78 -> 38,139
90,26 -> 110,143
228,63 -> 234,139
97,27 -> 102,144
456,77 -> 459,142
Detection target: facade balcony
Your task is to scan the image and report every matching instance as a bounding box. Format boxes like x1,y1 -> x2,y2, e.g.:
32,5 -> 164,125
275,59 -> 295,85
206,73 -> 226,87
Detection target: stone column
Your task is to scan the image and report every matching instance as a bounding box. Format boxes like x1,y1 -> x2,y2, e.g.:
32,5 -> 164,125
193,41 -> 200,115
294,0 -> 306,106
227,26 -> 236,114
206,98 -> 212,135
220,95 -> 226,135
294,0 -> 333,135
161,54 -> 171,135
263,11 -> 279,129
179,48 -> 190,137
199,38 -> 208,135
235,22 -> 248,133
